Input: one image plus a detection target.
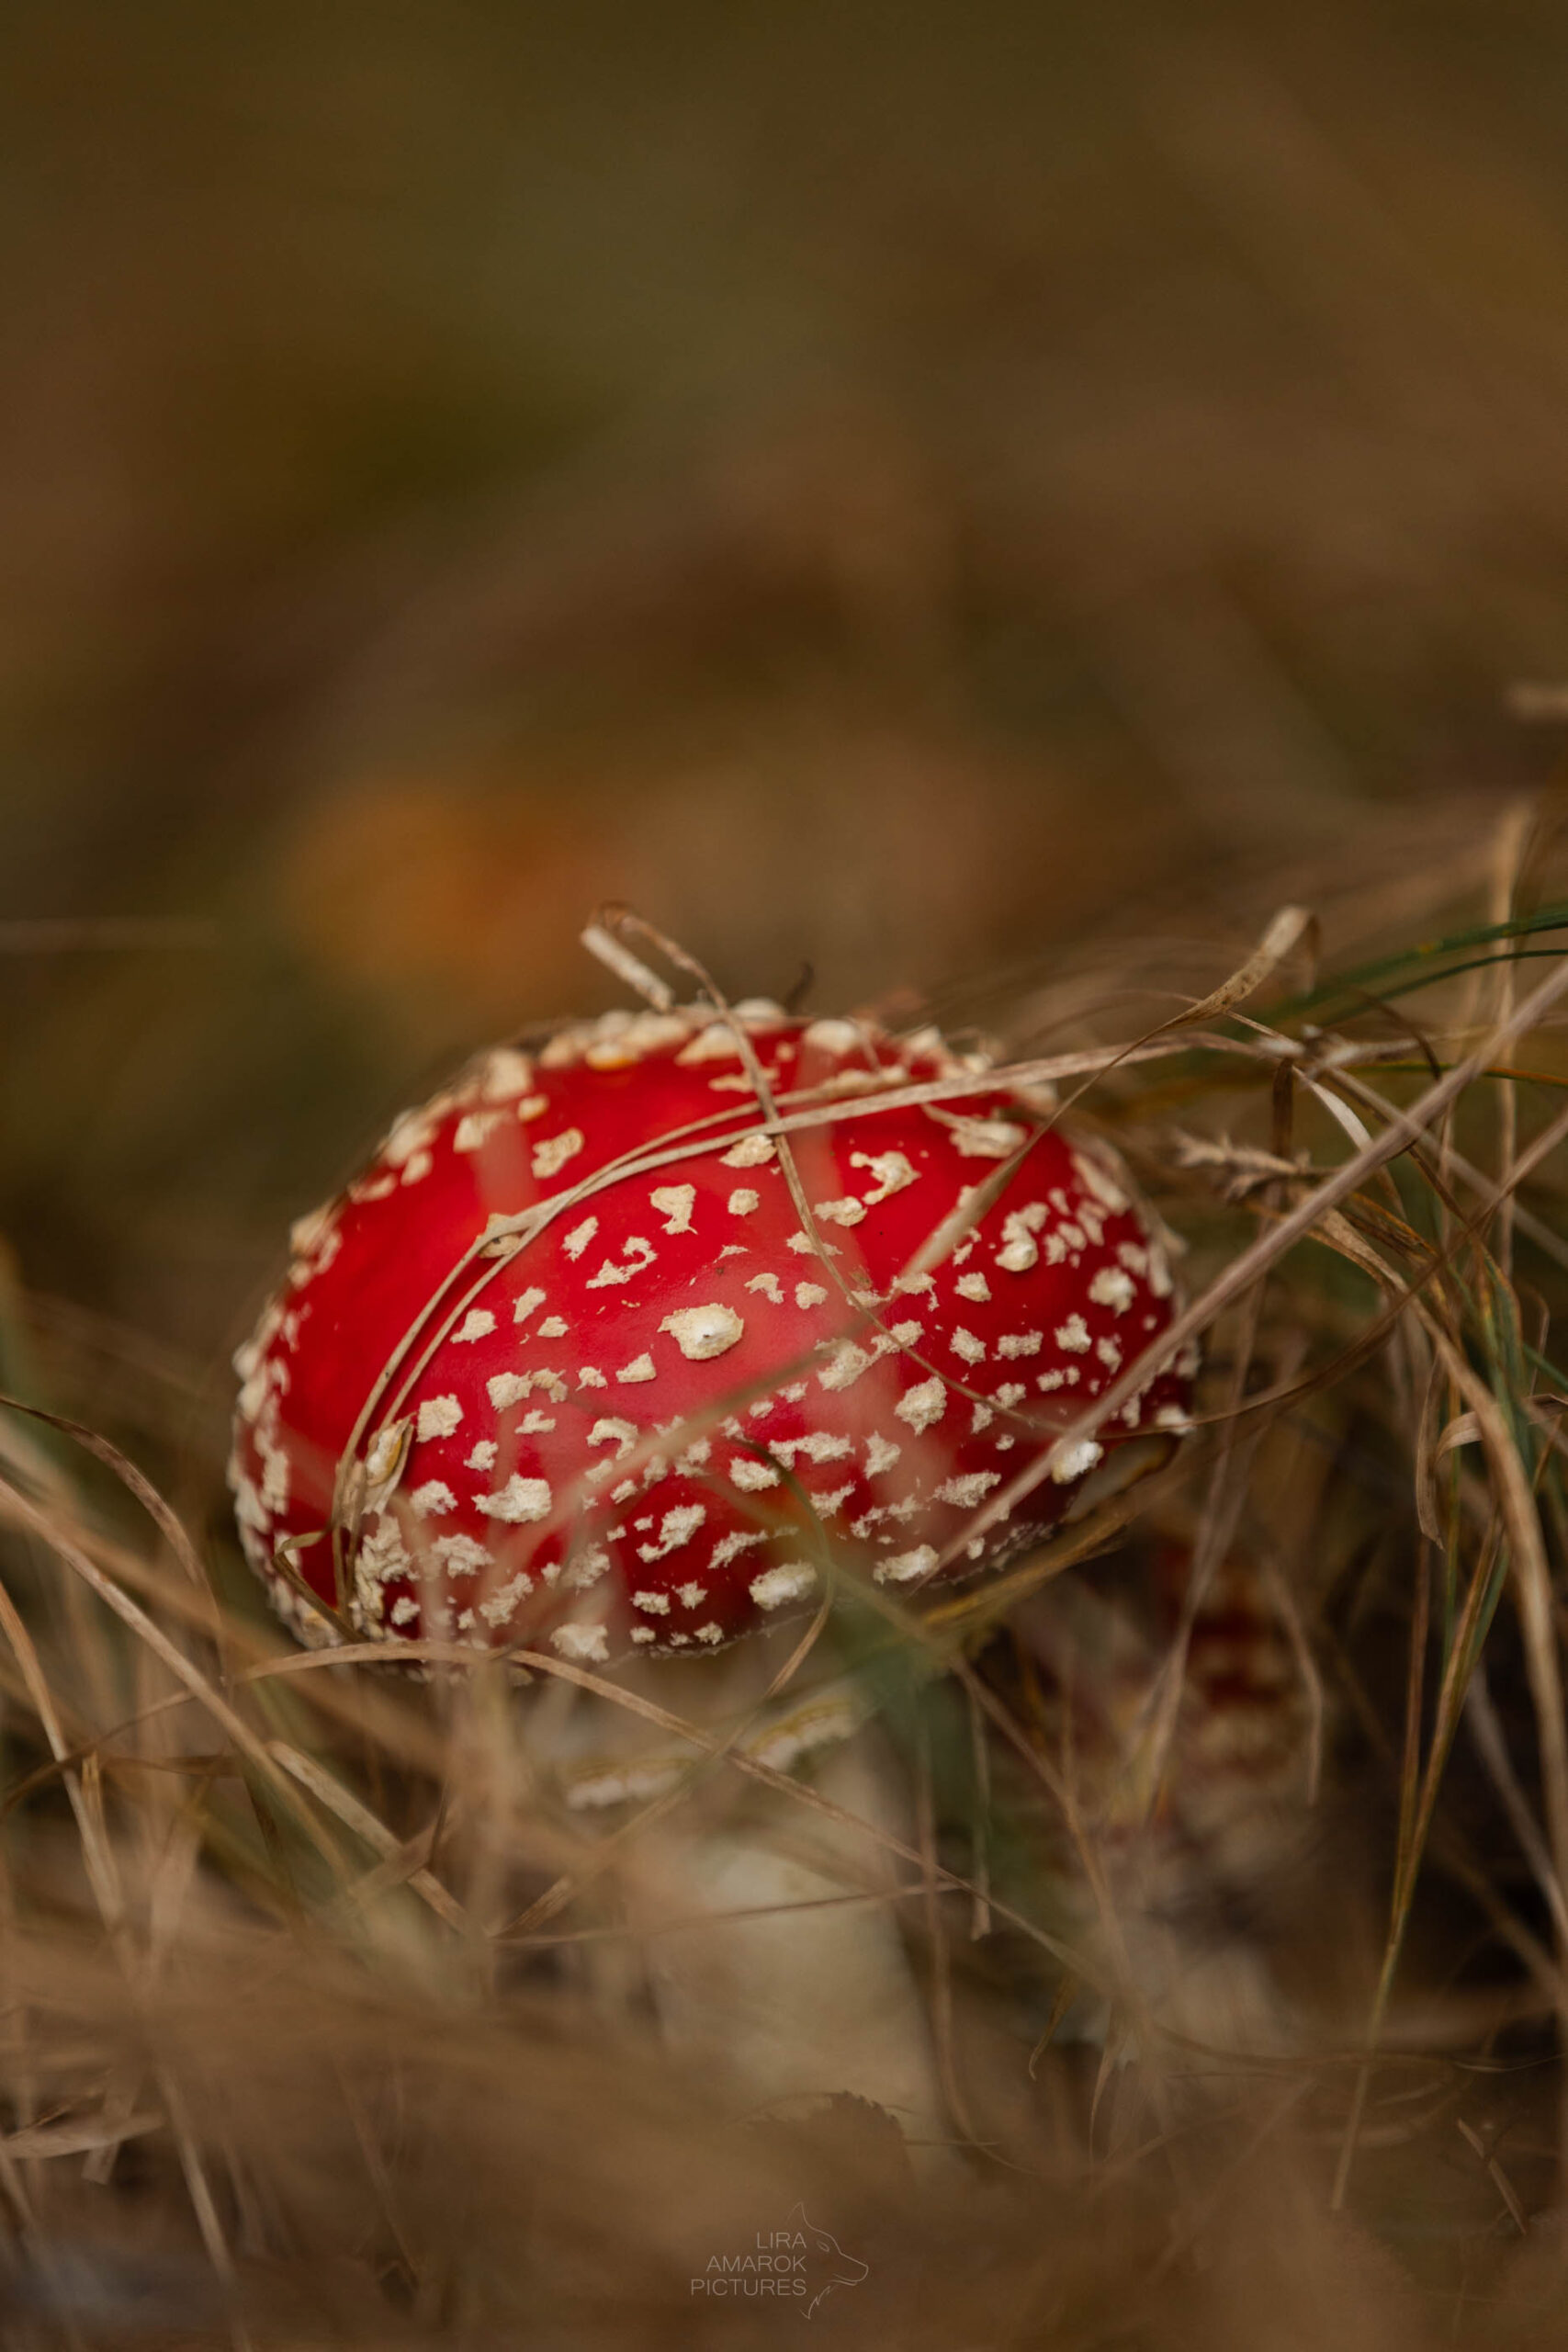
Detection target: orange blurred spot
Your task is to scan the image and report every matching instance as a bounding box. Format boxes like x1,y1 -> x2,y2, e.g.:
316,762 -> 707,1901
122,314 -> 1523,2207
279,777 -> 610,1026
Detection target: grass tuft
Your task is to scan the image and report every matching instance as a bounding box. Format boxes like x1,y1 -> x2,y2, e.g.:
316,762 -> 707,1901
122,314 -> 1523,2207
7,813 -> 1568,2343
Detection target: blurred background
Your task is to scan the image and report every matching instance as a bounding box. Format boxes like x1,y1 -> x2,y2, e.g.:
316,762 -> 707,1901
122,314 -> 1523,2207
2,0 -> 1566,1385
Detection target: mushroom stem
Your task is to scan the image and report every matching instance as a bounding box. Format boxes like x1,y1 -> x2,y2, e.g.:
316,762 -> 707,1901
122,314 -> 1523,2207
635,1735 -> 945,2147
548,1637 -> 948,2154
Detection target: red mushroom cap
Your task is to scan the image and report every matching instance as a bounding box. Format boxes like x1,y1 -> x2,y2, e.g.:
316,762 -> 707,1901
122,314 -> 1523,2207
230,1003 -> 1192,1664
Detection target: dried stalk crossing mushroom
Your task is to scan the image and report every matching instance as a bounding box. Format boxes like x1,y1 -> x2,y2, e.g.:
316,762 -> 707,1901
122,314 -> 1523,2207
231,977 -> 1192,2132
231,1001 -> 1190,1654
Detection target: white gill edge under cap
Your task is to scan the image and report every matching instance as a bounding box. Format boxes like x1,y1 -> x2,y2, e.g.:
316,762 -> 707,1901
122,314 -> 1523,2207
556,1676 -> 870,1812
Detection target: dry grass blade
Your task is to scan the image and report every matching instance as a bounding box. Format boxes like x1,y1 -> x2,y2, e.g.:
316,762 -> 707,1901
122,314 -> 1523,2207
942,944 -> 1568,1575
265,1743 -> 470,1935
11,836 -> 1568,2340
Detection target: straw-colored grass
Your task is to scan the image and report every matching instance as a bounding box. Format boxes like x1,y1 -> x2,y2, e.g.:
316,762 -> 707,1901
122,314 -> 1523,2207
7,807 -> 1568,2346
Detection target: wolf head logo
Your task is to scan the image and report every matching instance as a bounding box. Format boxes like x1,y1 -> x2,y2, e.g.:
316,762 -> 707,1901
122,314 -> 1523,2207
787,2202 -> 869,2320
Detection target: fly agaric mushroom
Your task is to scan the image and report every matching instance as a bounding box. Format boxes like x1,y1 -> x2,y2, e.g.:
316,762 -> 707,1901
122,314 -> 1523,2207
230,980 -> 1192,2136
231,1001 -> 1191,1659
